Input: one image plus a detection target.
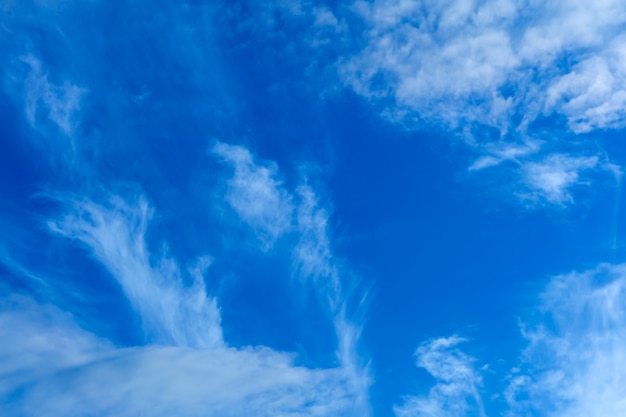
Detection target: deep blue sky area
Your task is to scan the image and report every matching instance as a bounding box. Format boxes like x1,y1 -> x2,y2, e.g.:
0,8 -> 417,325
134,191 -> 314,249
2,1 -> 626,417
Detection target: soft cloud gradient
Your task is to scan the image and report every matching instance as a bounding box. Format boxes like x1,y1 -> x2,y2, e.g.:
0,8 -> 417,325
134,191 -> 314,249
394,337 -> 485,417
507,263 -> 626,417
398,263 -> 626,417
0,293 -> 365,417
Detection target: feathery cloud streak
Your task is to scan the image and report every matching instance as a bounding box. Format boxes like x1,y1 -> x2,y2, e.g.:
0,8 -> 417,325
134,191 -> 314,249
211,141 -> 371,410
0,293 -> 364,417
1,184 -> 370,416
394,336 -> 485,417
507,263 -> 626,417
397,263 -> 626,417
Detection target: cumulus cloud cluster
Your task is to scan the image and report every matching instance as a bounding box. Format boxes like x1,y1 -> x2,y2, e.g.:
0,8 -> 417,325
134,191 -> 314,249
340,0 -> 626,204
342,0 -> 626,133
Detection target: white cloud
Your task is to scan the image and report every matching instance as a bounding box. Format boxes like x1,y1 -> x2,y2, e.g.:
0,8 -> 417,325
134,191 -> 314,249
519,154 -> 598,205
237,0 -> 623,206
341,0 -> 626,133
212,142 -> 295,249
211,142 -> 350,306
20,54 -> 86,138
394,336 -> 485,417
330,0 -> 626,205
506,263 -> 626,417
48,194 -> 224,349
398,262 -> 626,417
545,40 -> 626,133
212,143 -> 371,412
0,294 -> 367,417
293,183 -> 342,302
0,187 -> 372,416
469,140 -> 542,171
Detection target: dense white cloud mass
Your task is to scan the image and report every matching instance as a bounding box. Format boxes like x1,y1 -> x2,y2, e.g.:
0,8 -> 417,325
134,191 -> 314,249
342,0 -> 626,133
331,0 -> 625,204
394,337 -> 485,417
250,0 -> 624,205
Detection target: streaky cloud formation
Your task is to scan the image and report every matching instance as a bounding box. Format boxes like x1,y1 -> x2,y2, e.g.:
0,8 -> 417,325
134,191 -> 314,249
2,1 -> 626,416
19,54 -> 86,138
212,141 -> 371,410
398,263 -> 626,417
1,186 -> 370,417
48,193 -> 223,349
394,336 -> 485,417
507,263 -> 626,417
0,293 -> 364,417
212,142 -> 295,249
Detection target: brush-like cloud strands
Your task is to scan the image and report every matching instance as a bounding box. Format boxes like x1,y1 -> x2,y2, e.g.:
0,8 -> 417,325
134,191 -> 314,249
0,186 -> 369,416
0,293 -> 361,417
212,141 -> 371,412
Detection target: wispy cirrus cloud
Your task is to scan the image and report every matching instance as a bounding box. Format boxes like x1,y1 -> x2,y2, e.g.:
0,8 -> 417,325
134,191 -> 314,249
506,263 -> 626,417
19,54 -> 86,138
1,185 -> 370,416
212,141 -> 371,411
211,142 -> 351,301
399,262 -> 626,417
0,293 -> 365,417
212,142 -> 295,249
47,193 -> 224,349
394,336 -> 485,417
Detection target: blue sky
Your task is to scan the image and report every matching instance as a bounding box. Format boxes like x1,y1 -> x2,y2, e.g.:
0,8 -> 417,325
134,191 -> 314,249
2,1 -> 626,416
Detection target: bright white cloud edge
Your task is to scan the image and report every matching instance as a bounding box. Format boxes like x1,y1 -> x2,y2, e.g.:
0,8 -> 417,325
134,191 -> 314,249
396,262 -> 626,417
